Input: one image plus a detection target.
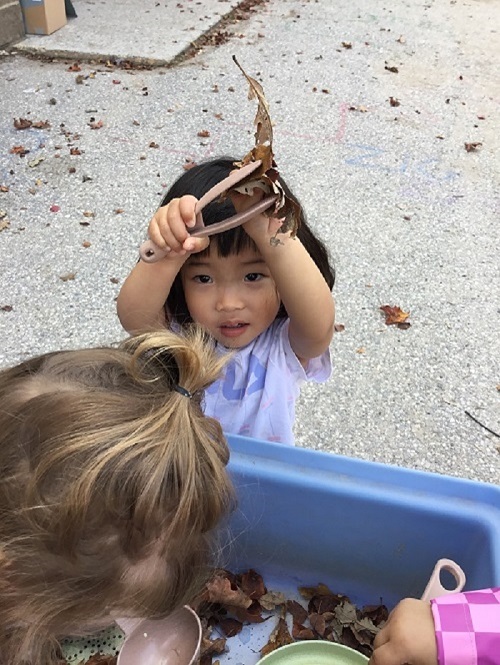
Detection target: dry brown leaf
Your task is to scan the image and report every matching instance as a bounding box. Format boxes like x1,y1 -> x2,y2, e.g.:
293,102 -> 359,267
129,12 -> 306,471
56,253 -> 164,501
260,617 -> 293,656
260,590 -> 287,611
218,617 -> 243,637
464,142 -> 482,152
14,118 -> 32,130
82,655 -> 117,665
59,273 -> 76,281
231,56 -> 301,237
380,305 -> 411,328
10,145 -> 29,156
0,185 -> 9,193
198,129 -> 211,138
240,568 -> 266,600
205,572 -> 252,609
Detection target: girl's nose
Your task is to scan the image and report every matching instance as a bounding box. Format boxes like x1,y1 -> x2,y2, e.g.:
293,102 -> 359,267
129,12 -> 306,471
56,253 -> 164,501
215,286 -> 244,312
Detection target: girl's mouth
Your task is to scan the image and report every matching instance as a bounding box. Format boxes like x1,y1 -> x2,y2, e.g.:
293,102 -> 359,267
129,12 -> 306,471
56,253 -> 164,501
219,322 -> 249,338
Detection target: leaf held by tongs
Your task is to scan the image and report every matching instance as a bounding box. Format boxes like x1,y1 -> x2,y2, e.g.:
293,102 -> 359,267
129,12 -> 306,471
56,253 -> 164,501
231,56 -> 301,237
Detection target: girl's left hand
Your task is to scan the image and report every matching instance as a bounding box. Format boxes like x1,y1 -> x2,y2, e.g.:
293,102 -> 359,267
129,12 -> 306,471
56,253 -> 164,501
369,598 -> 437,665
229,185 -> 284,241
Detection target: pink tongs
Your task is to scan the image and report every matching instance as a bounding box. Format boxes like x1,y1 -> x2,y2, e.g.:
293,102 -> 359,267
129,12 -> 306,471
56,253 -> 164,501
139,160 -> 278,263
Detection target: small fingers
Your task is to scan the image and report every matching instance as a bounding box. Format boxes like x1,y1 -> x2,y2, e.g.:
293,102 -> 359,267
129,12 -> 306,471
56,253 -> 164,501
148,196 -> 199,255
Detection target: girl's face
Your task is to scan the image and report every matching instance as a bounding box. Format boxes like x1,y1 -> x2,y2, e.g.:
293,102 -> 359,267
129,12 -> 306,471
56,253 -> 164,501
181,246 -> 281,349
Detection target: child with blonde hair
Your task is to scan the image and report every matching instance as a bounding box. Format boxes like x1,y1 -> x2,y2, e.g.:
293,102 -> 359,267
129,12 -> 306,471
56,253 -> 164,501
117,157 -> 335,445
0,328 -> 234,665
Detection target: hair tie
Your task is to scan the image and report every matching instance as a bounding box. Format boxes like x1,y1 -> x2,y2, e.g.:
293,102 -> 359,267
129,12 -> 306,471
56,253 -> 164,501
173,384 -> 193,399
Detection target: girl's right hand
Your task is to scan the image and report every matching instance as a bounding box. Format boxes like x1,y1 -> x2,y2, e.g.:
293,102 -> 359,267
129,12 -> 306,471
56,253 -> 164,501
147,195 -> 209,258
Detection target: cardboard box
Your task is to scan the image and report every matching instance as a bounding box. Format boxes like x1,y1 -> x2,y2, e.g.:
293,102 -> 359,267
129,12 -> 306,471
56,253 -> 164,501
20,0 -> 66,36
224,435 -> 500,663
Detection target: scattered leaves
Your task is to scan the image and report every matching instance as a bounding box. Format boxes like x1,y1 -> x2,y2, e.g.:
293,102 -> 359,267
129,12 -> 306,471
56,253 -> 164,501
0,185 -> 9,193
114,208 -> 124,214
70,147 -> 82,155
380,305 -> 411,328
1,305 -> 13,312
82,241 -> 91,248
341,41 -> 352,49
59,273 -> 76,281
67,63 -> 81,72
464,142 -> 482,152
88,119 -> 104,130
197,129 -> 211,137
389,97 -> 400,107
196,569 -> 388,664
149,141 -> 159,148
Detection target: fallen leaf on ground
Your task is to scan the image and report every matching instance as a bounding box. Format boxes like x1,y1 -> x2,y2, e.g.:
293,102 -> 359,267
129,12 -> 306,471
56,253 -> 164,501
464,142 -> 482,152
59,273 -> 76,281
13,117 -> 32,130
198,129 -> 211,137
380,305 -> 411,328
10,145 -> 29,156
1,305 -> 13,311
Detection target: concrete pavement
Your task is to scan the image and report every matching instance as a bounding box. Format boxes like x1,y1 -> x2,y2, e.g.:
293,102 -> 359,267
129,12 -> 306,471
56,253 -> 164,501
0,0 -> 499,484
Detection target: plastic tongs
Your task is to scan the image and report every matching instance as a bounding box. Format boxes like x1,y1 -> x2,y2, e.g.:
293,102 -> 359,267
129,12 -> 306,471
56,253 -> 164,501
420,558 -> 466,601
139,160 -> 278,263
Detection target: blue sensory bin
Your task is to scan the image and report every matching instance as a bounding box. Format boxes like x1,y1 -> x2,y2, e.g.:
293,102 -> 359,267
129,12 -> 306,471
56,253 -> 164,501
226,434 -> 500,609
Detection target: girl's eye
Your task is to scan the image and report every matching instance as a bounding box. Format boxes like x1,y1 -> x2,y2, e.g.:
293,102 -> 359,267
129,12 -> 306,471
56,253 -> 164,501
193,274 -> 212,284
245,272 -> 263,282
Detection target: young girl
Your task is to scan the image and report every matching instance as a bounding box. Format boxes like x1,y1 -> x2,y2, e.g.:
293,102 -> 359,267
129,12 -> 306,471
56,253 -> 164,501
0,328 -> 234,665
369,589 -> 500,665
117,157 -> 336,445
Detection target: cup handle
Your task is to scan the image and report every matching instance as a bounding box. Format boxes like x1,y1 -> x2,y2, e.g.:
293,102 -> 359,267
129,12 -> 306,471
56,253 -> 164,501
420,558 -> 466,602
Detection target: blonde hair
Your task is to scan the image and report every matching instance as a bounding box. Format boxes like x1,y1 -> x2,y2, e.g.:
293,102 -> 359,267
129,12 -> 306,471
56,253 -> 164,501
0,328 -> 234,665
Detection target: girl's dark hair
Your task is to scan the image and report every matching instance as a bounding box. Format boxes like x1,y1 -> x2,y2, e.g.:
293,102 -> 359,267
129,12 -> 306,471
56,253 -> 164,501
163,157 -> 335,325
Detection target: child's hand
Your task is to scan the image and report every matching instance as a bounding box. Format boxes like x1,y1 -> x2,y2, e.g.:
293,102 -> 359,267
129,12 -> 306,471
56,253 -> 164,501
369,599 -> 437,665
148,196 -> 209,257
229,186 -> 284,242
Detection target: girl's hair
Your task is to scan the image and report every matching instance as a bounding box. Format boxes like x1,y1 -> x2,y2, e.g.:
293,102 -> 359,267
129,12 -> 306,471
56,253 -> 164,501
0,328 -> 234,665
162,157 -> 335,325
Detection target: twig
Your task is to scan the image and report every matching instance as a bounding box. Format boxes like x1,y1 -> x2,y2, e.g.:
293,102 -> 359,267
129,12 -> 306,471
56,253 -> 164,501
465,410 -> 500,439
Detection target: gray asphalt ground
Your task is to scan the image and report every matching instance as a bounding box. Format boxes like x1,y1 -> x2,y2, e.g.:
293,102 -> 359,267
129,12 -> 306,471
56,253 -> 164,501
1,0 -> 499,484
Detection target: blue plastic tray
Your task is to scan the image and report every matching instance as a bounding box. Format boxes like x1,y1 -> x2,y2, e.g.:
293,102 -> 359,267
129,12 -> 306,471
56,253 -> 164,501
226,435 -> 500,607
